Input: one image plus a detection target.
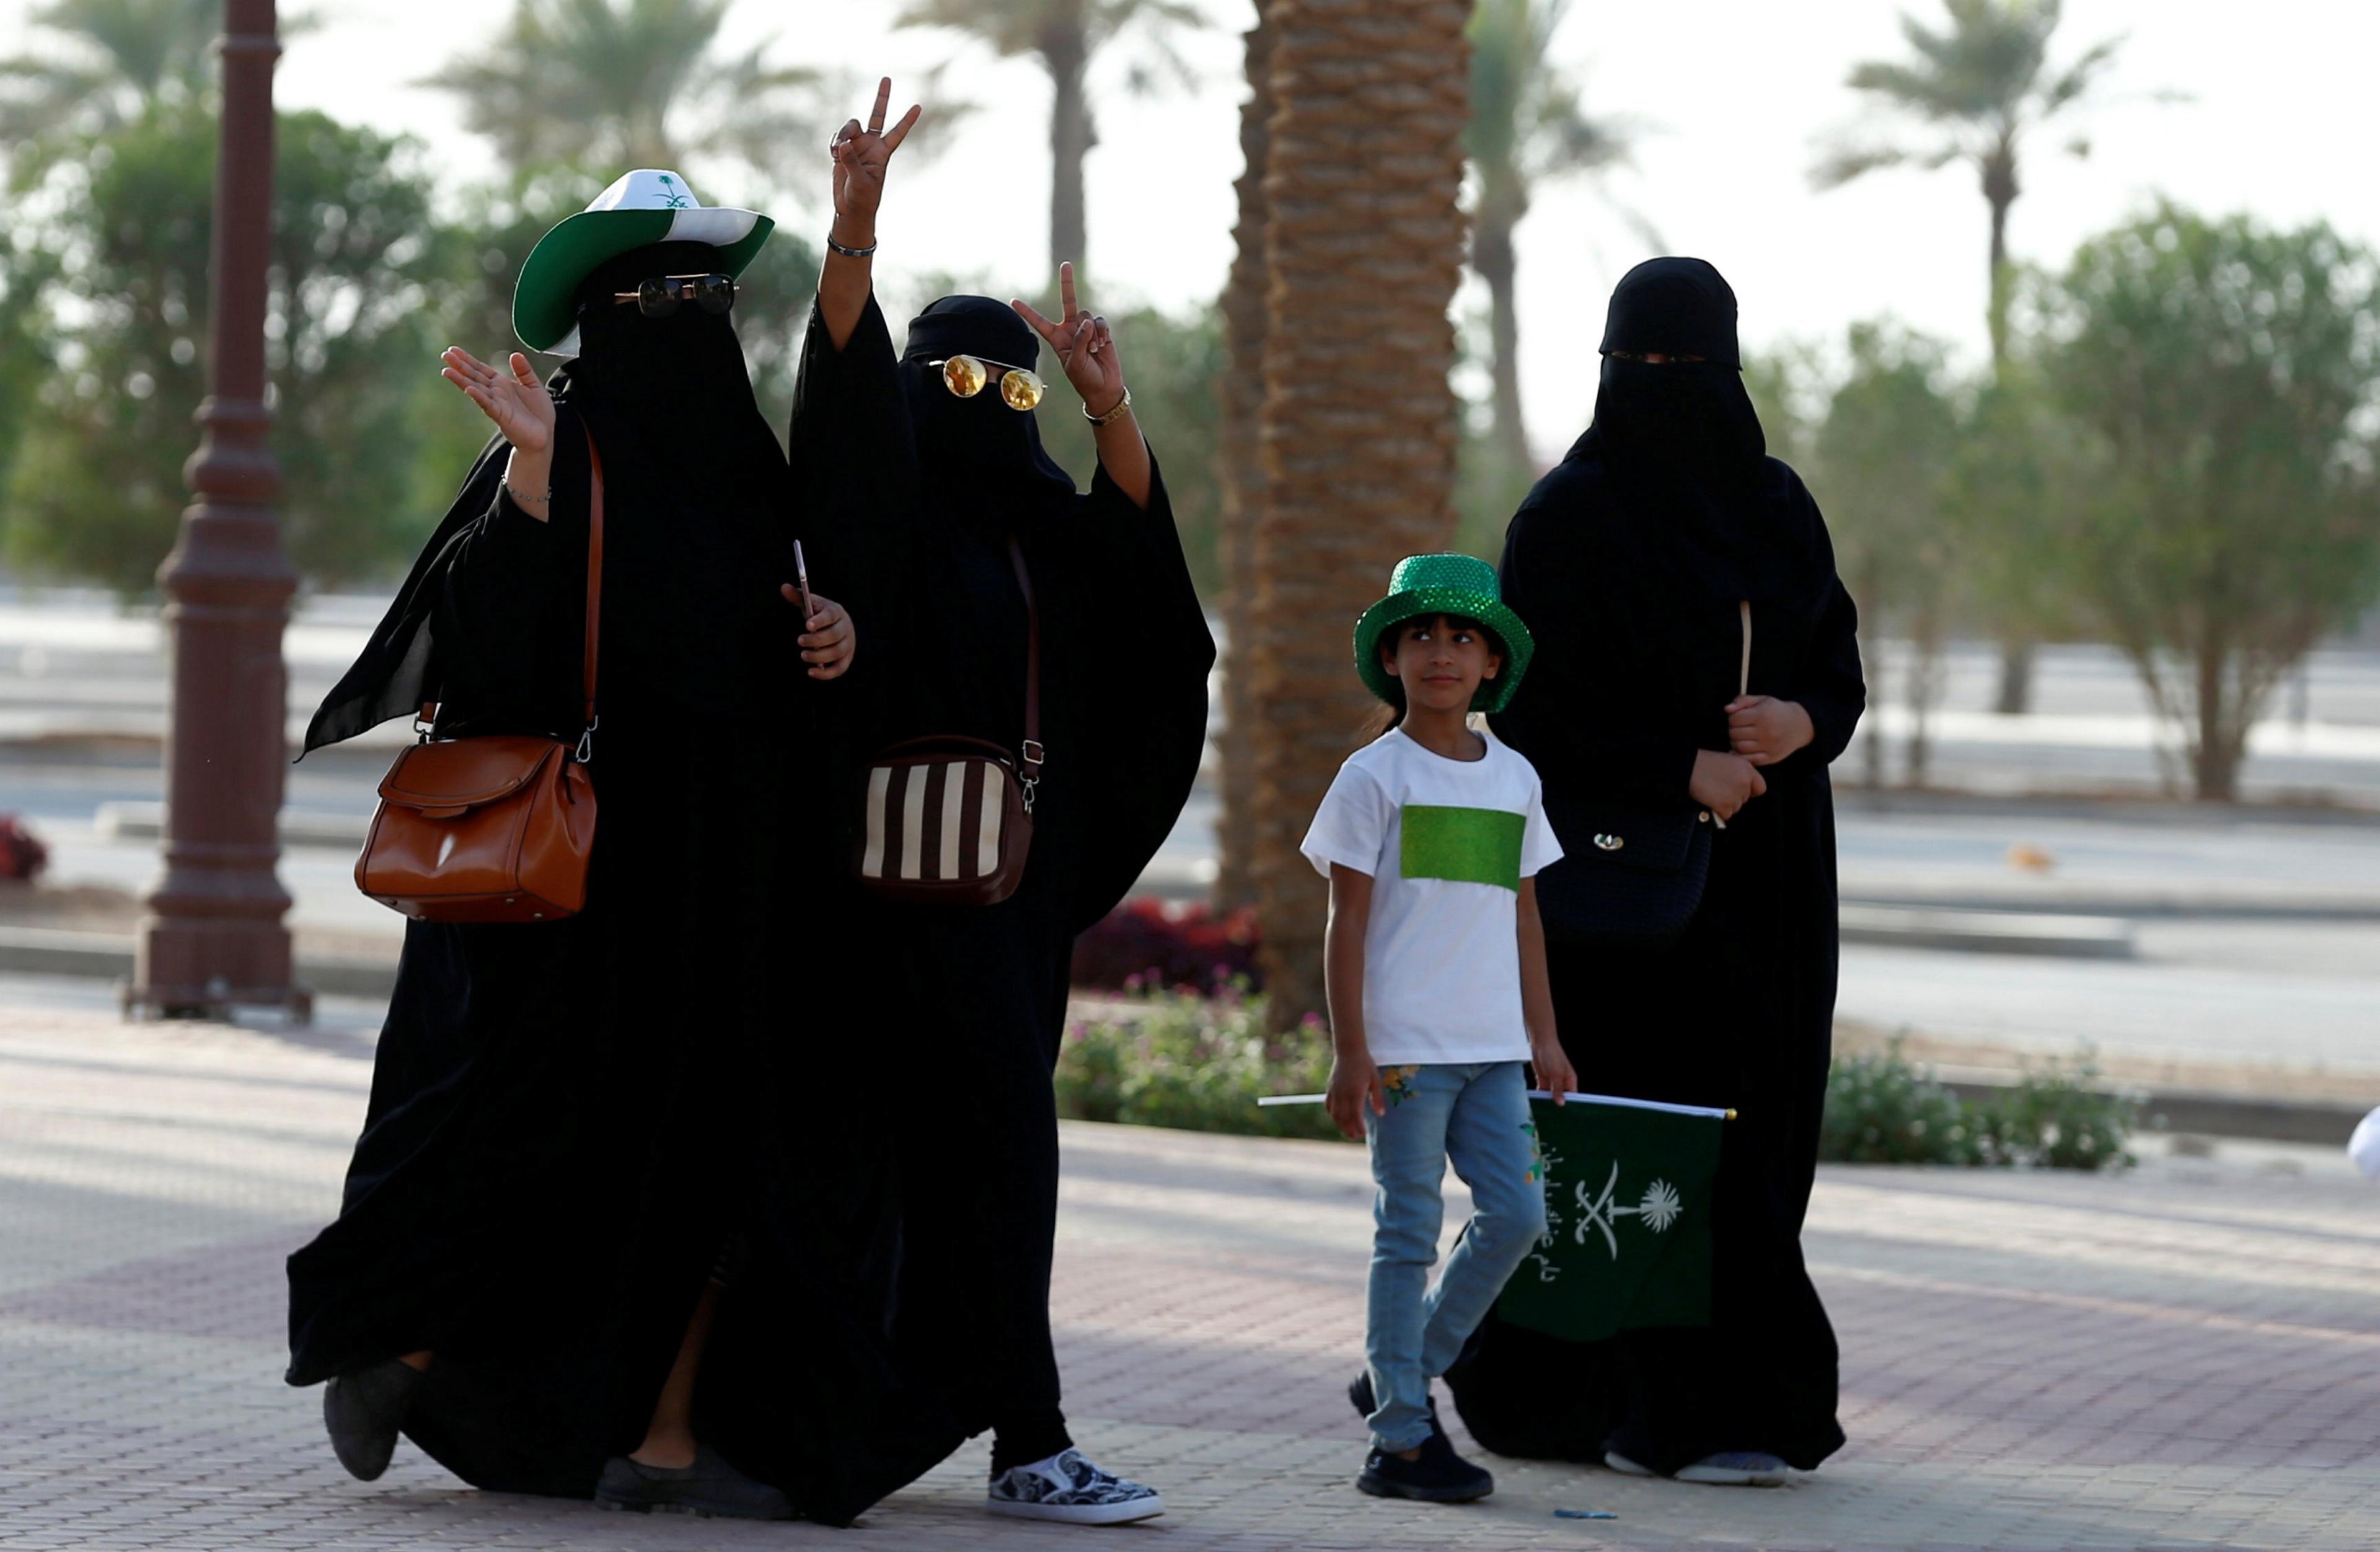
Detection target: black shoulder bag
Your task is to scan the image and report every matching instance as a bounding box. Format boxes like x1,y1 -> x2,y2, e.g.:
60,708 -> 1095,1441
1533,601 -> 1750,948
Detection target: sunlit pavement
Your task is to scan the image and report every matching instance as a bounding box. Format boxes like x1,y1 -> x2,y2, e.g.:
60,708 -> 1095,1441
2,979 -> 2376,1550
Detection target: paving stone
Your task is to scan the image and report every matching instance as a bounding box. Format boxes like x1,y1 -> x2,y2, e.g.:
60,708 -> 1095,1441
2,1002 -> 2377,1550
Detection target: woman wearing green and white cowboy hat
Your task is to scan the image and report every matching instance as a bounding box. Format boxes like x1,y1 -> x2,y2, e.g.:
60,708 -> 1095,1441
286,156 -> 958,1523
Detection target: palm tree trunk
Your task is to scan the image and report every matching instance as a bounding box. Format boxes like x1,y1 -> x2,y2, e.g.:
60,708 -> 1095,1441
1213,2 -> 1278,914
1981,143 -> 2035,715
1473,195 -> 1529,471
1253,0 -> 1470,1024
1042,11 -> 1093,278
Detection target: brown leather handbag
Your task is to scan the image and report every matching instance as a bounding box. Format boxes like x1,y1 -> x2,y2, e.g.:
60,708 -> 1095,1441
854,539 -> 1041,906
355,433 -> 606,924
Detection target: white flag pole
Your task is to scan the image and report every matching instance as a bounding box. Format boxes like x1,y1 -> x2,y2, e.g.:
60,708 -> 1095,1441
1256,1091 -> 1734,1121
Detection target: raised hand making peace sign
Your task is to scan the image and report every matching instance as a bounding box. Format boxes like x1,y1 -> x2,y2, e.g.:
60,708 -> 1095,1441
1011,263 -> 1153,509
829,77 -> 920,247
1011,263 -> 1125,421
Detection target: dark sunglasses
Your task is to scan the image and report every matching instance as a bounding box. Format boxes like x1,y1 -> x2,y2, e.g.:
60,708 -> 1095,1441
611,272 -> 737,319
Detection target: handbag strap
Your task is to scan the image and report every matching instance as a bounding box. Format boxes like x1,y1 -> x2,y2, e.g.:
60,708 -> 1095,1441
1009,537 -> 1044,800
1737,599 -> 1752,699
415,428 -> 606,745
581,428 -> 604,731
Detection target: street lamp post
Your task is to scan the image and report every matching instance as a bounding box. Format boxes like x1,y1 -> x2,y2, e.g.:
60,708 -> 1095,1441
125,0 -> 308,1023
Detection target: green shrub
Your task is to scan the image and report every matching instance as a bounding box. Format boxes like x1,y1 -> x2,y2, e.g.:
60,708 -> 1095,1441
1980,1049 -> 2140,1170
1821,1038 -> 1991,1165
1821,1038 -> 2136,1171
1055,985 -> 1343,1142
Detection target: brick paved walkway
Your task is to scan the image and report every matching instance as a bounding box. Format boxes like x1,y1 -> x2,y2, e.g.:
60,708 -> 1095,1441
2,980 -> 2377,1550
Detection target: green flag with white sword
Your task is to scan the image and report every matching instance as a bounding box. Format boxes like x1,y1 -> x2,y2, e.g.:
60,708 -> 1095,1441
1496,1095 -> 1726,1343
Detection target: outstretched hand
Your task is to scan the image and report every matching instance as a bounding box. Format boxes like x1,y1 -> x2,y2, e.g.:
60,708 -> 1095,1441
1012,263 -> 1125,418
829,77 -> 920,240
440,346 -> 553,453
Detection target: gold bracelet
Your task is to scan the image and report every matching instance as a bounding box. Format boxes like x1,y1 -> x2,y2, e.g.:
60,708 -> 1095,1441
1083,386 -> 1132,428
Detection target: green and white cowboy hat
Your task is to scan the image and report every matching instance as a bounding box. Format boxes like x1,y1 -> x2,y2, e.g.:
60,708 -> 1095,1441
512,168 -> 775,355
1354,553 -> 1536,715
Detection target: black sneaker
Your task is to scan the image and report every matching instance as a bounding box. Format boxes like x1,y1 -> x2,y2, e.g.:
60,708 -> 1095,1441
322,1358 -> 422,1481
595,1445 -> 795,1520
1357,1429 -> 1494,1504
1347,1370 -> 1440,1428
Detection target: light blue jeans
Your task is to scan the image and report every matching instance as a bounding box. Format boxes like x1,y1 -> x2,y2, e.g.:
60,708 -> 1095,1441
1363,1059 -> 1548,1453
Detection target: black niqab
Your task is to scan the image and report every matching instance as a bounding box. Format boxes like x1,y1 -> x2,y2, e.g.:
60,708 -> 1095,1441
1569,257 -> 1819,607
897,296 -> 1077,534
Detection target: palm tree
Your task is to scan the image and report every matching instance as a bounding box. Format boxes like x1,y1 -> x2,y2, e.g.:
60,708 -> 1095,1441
0,0 -> 219,164
1211,1 -> 1276,915
1250,0 -> 1470,1021
1465,0 -> 1635,470
1813,0 -> 2128,713
896,0 -> 1202,280
423,0 -> 832,190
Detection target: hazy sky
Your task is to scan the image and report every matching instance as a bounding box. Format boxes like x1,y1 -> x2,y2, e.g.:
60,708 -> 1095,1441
6,0 -> 2374,462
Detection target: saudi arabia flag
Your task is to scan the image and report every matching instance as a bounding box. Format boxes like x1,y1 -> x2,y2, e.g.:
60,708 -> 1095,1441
1495,1097 -> 1725,1343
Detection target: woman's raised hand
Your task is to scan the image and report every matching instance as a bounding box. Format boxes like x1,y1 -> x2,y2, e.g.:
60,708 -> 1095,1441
829,77 -> 920,240
441,346 -> 554,454
1012,263 -> 1126,419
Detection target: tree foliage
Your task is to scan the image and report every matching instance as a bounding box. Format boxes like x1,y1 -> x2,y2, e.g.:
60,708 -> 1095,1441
1464,0 -> 1637,467
2,104 -> 456,593
2042,205 -> 2380,800
0,0 -> 219,173
420,0 -> 837,200
1814,322 -> 1963,785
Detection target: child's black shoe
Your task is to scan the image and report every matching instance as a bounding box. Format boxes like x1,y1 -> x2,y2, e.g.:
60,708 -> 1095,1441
1357,1429 -> 1494,1503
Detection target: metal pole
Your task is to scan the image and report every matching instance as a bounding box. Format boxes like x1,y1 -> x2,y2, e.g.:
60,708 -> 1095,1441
126,0 -> 306,1023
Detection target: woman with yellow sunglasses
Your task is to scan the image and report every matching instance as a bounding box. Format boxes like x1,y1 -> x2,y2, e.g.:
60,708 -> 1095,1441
789,79 -> 1212,1528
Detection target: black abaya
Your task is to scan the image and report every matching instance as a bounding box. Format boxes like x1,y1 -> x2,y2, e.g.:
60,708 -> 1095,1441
285,245 -> 963,1522
1447,258 -> 1864,1475
789,294 -> 1212,1465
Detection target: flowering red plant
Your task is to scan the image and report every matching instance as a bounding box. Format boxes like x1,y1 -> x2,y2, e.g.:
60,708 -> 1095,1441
1070,897 -> 1263,994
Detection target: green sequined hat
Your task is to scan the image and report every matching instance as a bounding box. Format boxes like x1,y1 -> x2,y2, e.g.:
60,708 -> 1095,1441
1353,553 -> 1535,715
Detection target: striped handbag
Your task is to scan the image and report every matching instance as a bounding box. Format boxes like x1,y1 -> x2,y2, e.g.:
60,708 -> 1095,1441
854,540 -> 1041,906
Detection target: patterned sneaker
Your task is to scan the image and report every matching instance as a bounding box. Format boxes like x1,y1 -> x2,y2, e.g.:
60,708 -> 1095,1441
987,1448 -> 1166,1525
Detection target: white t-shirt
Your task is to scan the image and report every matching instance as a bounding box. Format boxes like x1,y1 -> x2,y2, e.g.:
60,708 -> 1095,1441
1298,726 -> 1564,1065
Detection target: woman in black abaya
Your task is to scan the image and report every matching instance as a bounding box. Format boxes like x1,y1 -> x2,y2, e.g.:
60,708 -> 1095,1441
284,169 -> 964,1523
1446,258 -> 1864,1484
787,88 -> 1212,1527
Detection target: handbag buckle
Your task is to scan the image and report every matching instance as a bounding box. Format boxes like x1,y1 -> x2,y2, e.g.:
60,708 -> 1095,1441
575,716 -> 599,764
1020,738 -> 1046,770
1019,773 -> 1039,815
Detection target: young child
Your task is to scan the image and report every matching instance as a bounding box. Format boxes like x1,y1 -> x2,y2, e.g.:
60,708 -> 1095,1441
1299,553 -> 1577,1504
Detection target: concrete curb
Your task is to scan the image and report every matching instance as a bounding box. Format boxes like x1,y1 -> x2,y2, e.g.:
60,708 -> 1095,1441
1939,1073 -> 2371,1149
0,927 -> 397,1000
4,927 -> 2360,1148
1839,904 -> 2135,959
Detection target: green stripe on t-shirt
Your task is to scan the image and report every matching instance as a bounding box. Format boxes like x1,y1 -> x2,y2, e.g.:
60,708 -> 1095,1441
1401,805 -> 1525,891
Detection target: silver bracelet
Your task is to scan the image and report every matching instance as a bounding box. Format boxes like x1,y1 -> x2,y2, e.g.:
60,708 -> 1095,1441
826,234 -> 878,258
505,481 -> 550,507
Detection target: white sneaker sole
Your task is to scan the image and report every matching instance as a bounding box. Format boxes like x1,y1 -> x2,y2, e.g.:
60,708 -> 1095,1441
1603,1451 -> 1655,1478
987,1493 -> 1167,1525
1675,1463 -> 1786,1488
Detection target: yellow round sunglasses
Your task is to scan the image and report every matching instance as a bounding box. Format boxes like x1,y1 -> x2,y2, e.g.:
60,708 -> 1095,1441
932,354 -> 1046,412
